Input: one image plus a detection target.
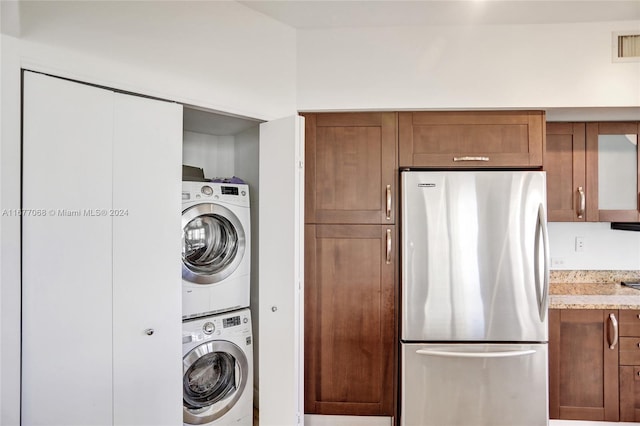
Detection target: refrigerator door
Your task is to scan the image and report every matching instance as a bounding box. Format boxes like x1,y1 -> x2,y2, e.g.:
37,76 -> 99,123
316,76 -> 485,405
401,171 -> 549,342
401,343 -> 549,426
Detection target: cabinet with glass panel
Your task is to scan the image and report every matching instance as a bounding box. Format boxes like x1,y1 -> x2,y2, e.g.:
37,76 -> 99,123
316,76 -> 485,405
546,121 -> 640,222
586,122 -> 640,222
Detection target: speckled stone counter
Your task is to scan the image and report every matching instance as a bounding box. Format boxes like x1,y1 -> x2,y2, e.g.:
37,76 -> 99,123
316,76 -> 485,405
549,270 -> 640,310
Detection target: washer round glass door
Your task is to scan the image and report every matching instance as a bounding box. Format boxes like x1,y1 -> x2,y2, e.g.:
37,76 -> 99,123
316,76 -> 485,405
183,340 -> 248,425
182,203 -> 246,285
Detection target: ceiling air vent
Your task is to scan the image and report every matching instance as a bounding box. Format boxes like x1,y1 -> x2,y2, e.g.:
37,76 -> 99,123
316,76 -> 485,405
613,31 -> 640,62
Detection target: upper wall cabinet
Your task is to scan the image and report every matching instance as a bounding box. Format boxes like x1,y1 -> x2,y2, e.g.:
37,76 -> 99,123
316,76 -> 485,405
586,122 -> 640,222
546,123 -> 587,222
304,112 -> 397,224
398,111 -> 545,168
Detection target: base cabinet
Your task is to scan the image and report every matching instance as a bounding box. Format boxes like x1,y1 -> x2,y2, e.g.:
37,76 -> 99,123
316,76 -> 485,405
549,309 -> 619,421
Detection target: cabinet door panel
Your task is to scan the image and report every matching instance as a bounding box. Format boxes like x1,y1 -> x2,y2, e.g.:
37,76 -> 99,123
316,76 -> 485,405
548,309 -> 619,421
620,366 -> 640,422
545,123 -> 586,221
22,71 -> 115,426
586,122 -> 640,222
399,111 -> 544,168
305,113 -> 397,224
112,94 -> 183,425
305,224 -> 395,415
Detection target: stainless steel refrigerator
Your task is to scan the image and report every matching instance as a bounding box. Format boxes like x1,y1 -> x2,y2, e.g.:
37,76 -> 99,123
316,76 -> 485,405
400,171 -> 549,426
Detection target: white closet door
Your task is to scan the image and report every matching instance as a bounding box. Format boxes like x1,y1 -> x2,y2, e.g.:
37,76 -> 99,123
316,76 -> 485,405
259,115 -> 305,426
112,93 -> 182,425
22,72 -> 114,425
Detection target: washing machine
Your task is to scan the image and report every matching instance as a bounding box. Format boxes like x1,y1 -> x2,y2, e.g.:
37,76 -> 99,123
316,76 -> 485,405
182,181 -> 250,319
183,308 -> 253,426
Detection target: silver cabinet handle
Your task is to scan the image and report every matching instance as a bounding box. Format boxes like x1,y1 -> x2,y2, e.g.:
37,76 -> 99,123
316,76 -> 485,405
609,313 -> 619,350
145,328 -> 154,336
577,186 -> 585,219
416,349 -> 536,358
453,156 -> 490,162
385,229 -> 392,265
385,185 -> 392,220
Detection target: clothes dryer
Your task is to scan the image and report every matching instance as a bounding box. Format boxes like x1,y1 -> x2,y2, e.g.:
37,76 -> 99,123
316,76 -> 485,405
182,181 -> 250,319
182,309 -> 253,426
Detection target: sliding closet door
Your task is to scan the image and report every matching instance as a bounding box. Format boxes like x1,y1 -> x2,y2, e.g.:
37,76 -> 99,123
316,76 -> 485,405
22,72 -> 114,425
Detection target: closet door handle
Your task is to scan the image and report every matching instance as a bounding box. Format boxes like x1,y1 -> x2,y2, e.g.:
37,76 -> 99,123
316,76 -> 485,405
386,185 -> 392,220
385,229 -> 392,265
577,186 -> 585,219
608,313 -> 619,350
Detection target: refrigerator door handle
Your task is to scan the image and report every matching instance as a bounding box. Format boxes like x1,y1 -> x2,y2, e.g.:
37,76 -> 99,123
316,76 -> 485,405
416,349 -> 536,358
534,203 -> 550,322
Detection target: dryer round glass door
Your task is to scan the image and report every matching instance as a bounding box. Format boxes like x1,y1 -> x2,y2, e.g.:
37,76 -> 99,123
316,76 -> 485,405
183,340 -> 249,425
182,203 -> 246,284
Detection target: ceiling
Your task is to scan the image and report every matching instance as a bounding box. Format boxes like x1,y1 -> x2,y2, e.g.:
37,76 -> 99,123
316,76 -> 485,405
239,0 -> 640,28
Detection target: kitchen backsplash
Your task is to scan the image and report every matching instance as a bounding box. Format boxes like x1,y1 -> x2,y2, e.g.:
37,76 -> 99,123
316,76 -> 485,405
550,270 -> 640,284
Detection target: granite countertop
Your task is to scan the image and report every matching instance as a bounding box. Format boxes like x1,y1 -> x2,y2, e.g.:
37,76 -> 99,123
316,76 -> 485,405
549,270 -> 640,310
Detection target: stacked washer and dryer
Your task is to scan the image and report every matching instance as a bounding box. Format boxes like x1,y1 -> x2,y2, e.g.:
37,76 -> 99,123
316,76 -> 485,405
181,180 -> 253,426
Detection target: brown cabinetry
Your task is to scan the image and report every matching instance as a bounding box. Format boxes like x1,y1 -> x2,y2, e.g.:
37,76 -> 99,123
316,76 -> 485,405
303,112 -> 397,417
398,110 -> 544,168
304,224 -> 396,415
546,121 -> 640,222
304,112 -> 397,224
585,122 -> 640,222
549,309 -> 619,421
619,310 -> 640,421
545,122 -> 586,221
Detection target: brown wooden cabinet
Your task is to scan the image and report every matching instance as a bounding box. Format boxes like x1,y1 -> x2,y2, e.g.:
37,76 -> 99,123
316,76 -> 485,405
303,111 -> 398,418
304,224 -> 396,416
398,110 -> 545,168
619,310 -> 640,421
585,122 -> 640,222
303,112 -> 397,224
545,122 -> 586,222
549,309 -> 620,421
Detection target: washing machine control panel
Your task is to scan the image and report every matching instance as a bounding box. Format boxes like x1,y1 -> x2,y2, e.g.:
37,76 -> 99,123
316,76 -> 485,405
183,312 -> 251,344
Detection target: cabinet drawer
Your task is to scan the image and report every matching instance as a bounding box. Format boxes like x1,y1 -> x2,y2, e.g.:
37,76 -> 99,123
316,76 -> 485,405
398,111 -> 544,168
620,310 -> 640,336
620,337 -> 640,365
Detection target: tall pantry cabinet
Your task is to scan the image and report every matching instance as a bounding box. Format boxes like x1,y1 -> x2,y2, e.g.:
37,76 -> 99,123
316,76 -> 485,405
21,71 -> 183,425
303,112 -> 397,417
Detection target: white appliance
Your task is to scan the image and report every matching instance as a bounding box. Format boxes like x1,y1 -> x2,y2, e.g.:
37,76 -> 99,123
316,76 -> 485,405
182,308 -> 253,426
400,171 -> 550,426
182,181 -> 250,319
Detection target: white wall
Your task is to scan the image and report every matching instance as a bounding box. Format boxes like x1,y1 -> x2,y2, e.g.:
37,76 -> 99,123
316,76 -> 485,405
8,1 -> 296,121
297,20 -> 640,111
548,222 -> 640,270
1,2 -> 297,424
183,131 -> 236,179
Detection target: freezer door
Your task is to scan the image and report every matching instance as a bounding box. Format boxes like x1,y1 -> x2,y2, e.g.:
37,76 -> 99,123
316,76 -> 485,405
401,171 -> 549,342
401,343 -> 549,426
